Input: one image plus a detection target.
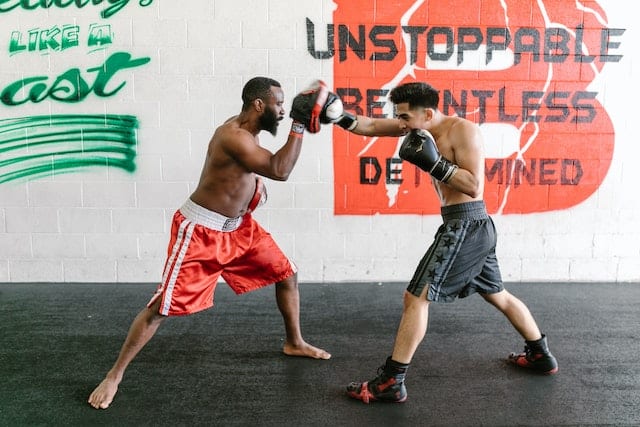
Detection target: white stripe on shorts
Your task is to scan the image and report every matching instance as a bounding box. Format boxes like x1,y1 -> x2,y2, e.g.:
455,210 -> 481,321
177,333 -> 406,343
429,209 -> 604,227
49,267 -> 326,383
160,219 -> 195,316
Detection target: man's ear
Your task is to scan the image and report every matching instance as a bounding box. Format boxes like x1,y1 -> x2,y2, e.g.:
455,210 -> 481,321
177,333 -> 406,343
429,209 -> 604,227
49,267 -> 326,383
424,107 -> 434,120
254,98 -> 264,112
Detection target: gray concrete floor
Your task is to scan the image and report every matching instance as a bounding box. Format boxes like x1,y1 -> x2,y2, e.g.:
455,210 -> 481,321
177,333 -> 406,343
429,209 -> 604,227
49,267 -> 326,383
0,282 -> 638,426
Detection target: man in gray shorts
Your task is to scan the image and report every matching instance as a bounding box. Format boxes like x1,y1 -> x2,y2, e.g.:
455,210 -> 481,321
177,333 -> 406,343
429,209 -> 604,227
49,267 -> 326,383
409,201 -> 503,303
321,81 -> 558,403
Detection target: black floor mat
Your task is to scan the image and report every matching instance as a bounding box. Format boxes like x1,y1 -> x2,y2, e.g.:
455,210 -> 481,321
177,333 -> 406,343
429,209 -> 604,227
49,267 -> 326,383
1,282 -> 638,426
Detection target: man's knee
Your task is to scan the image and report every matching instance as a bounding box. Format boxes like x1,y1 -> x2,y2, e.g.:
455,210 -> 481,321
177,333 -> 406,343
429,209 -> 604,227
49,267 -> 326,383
483,289 -> 527,313
276,273 -> 298,290
144,298 -> 166,324
403,289 -> 429,309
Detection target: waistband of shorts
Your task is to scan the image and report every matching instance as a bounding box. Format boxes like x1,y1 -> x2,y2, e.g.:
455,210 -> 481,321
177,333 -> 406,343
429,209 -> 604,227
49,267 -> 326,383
179,199 -> 244,232
441,200 -> 489,221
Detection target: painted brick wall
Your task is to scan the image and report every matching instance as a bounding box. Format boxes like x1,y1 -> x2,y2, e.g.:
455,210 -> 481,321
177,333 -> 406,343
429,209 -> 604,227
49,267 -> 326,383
0,1 -> 637,283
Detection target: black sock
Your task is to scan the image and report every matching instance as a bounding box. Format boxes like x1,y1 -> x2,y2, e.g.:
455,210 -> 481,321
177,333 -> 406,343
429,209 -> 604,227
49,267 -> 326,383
385,356 -> 409,376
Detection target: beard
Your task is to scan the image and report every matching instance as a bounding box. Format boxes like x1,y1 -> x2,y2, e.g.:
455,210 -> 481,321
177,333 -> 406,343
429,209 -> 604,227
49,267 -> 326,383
259,109 -> 279,136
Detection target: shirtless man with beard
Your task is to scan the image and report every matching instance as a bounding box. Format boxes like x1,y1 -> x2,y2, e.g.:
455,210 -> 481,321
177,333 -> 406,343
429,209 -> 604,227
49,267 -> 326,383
88,76 -> 331,410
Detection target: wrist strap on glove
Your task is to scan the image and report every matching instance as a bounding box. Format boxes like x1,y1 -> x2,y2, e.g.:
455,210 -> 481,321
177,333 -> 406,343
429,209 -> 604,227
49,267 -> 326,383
399,129 -> 458,183
336,112 -> 357,131
431,159 -> 458,183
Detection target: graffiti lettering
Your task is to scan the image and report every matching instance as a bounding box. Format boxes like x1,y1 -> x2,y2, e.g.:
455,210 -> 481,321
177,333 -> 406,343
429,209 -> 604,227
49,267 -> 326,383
486,158 -> 583,186
87,23 -> 114,48
306,19 -> 625,65
0,0 -> 154,19
0,3 -> 154,184
331,0 -> 618,215
9,23 -> 113,54
336,87 -> 389,118
9,26 -> 79,53
337,87 -> 598,125
0,114 -> 138,183
360,157 -> 403,185
359,156 -> 583,186
0,52 -> 150,105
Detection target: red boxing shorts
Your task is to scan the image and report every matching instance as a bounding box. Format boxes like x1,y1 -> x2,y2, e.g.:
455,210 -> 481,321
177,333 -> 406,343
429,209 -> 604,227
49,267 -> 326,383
147,198 -> 297,316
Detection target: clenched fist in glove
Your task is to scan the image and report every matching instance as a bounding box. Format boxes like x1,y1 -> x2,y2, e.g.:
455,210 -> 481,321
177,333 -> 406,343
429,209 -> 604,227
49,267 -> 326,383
399,129 -> 458,183
320,92 -> 358,131
289,80 -> 329,133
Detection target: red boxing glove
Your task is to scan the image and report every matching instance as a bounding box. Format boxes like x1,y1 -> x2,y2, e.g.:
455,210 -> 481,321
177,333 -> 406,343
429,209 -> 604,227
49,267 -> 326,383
289,80 -> 329,133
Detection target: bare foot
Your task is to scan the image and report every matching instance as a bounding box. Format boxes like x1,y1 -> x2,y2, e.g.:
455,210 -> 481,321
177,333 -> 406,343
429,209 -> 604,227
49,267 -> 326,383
88,376 -> 120,409
283,341 -> 331,359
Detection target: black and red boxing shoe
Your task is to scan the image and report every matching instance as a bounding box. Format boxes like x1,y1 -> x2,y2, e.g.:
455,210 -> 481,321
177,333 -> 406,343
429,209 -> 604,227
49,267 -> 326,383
508,334 -> 559,374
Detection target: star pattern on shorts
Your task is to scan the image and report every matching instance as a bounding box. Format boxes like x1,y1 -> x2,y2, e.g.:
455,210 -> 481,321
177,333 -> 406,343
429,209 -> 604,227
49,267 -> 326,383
442,235 -> 454,250
427,221 -> 463,283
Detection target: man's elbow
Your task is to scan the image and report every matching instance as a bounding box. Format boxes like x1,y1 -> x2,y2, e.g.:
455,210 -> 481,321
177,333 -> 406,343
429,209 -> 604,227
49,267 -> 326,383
272,170 -> 290,181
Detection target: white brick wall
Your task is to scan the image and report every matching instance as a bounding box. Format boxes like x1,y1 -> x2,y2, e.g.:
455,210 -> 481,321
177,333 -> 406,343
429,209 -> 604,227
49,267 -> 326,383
0,1 -> 638,283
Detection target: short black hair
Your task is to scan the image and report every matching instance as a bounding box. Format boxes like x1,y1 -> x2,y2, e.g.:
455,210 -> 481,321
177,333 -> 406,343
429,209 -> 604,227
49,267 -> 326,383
389,82 -> 439,109
241,77 -> 281,111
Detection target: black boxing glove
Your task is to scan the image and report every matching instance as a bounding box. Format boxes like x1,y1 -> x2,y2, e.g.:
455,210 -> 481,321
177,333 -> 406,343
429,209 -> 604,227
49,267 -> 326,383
399,129 -> 458,183
320,92 -> 358,131
289,80 -> 329,134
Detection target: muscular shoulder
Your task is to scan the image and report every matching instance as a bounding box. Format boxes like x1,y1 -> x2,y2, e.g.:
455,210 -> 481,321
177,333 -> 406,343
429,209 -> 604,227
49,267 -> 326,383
213,118 -> 254,153
447,117 -> 482,149
216,117 -> 246,139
